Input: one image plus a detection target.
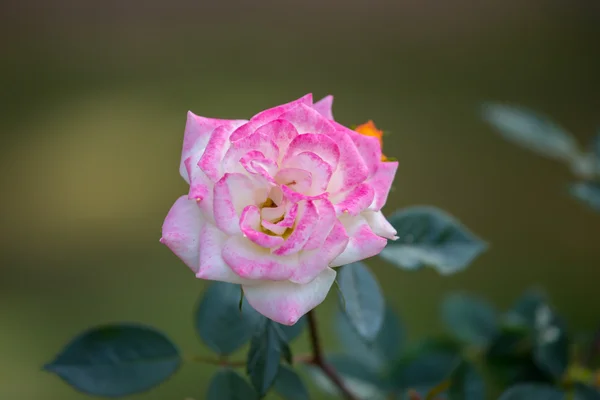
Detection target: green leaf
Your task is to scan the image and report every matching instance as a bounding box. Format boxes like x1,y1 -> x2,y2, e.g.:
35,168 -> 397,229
273,365 -> 310,400
195,282 -> 262,355
278,316 -> 307,343
306,354 -> 385,399
532,305 -> 569,379
207,369 -> 258,400
379,206 -> 487,274
570,181 -> 600,212
337,262 -> 385,341
390,344 -> 461,393
498,384 -> 564,400
336,305 -> 405,371
442,293 -> 499,347
447,361 -> 485,400
574,384 -> 600,400
482,103 -> 579,162
246,318 -> 290,397
44,324 -> 181,397
504,289 -> 547,329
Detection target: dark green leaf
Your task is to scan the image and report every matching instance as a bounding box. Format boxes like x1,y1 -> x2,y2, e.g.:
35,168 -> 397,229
498,384 -> 564,400
380,206 -> 487,274
273,365 -> 310,400
447,361 -> 485,400
504,289 -> 547,330
196,281 -> 262,355
337,262 -> 385,341
247,318 -> 289,397
442,293 -> 498,347
391,345 -> 461,392
570,182 -> 600,212
482,103 -> 578,162
532,306 -> 569,379
207,369 -> 258,400
575,384 -> 600,400
336,305 -> 405,371
44,324 -> 181,397
278,316 -> 306,343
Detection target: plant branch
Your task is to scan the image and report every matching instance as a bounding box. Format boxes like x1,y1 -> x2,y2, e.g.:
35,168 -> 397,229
307,310 -> 359,400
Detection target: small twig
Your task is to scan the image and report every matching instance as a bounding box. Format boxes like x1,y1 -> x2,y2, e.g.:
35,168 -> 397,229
307,310 -> 359,400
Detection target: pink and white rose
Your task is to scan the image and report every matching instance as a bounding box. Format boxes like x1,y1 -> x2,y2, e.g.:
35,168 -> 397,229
161,94 -> 398,325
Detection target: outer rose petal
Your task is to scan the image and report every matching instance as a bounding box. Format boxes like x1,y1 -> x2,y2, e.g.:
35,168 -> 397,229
363,210 -> 398,240
197,223 -> 252,284
222,236 -> 298,280
313,95 -> 334,120
229,94 -> 313,142
160,195 -> 204,273
343,125 -> 382,176
180,112 -> 245,183
198,125 -> 233,182
279,104 -> 337,135
368,161 -> 398,211
242,267 -> 337,325
330,215 -> 388,267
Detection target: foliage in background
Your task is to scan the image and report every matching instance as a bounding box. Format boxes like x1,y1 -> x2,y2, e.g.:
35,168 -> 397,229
482,103 -> 600,213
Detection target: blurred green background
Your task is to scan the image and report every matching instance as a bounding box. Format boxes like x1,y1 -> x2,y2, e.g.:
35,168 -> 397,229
1,1 -> 599,399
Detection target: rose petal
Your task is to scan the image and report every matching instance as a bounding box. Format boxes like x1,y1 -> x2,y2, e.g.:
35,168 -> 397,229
302,198 -> 337,251
332,183 -> 375,216
198,125 -> 233,182
283,133 -> 340,173
222,236 -> 297,280
343,124 -> 382,176
213,173 -> 255,235
273,200 -> 319,256
291,220 -> 349,284
363,210 -> 398,240
253,119 -> 299,163
222,131 -> 279,174
196,223 -> 252,284
275,168 -> 312,194
284,151 -> 332,195
242,267 -> 337,325
160,195 -> 204,273
229,94 -> 313,142
313,95 -> 334,120
279,103 -> 337,135
240,205 -> 285,249
330,215 -> 388,267
326,129 -> 370,193
367,161 -> 398,211
261,203 -> 298,235
180,112 -> 245,183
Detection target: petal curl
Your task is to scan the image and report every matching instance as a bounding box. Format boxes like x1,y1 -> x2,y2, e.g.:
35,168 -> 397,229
363,210 -> 398,240
330,215 -> 388,267
368,161 -> 398,211
283,133 -> 340,173
284,151 -> 332,195
223,132 -> 279,174
160,195 -> 204,273
198,125 -> 233,182
242,267 -> 336,325
240,206 -> 285,248
253,119 -> 299,162
273,200 -> 318,256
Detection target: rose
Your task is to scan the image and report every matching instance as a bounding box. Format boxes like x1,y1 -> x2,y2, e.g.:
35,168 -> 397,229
161,94 -> 398,325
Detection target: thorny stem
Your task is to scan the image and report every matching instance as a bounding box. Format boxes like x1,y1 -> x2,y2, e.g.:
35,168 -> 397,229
307,310 -> 359,400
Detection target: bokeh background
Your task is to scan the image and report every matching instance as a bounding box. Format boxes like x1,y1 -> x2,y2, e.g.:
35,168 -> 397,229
1,1 -> 599,399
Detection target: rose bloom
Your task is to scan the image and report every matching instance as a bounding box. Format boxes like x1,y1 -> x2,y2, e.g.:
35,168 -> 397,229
161,94 -> 398,325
